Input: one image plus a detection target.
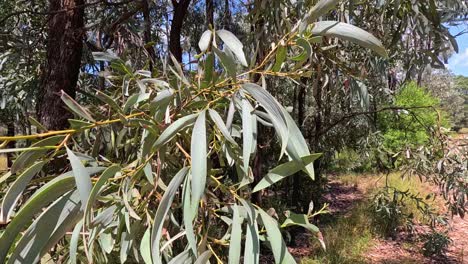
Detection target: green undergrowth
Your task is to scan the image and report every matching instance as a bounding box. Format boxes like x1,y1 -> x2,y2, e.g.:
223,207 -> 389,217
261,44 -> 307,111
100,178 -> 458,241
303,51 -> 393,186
302,172 -> 439,263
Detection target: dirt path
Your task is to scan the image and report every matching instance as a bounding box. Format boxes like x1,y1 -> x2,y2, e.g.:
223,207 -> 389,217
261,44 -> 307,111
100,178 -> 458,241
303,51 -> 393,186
322,177 -> 468,264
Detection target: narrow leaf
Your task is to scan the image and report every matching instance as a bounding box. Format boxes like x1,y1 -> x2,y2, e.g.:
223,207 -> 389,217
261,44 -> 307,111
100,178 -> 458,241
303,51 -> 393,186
151,167 -> 189,263
216,30 -> 248,67
199,30 -> 212,52
191,111 -> 207,205
61,90 -> 95,122
311,21 -> 388,58
0,161 -> 46,224
228,205 -> 243,264
66,147 -> 93,207
153,114 -> 198,149
258,209 -> 297,264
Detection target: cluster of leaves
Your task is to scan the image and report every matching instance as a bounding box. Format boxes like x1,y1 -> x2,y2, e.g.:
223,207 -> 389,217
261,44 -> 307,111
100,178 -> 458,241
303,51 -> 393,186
0,0 -> 391,263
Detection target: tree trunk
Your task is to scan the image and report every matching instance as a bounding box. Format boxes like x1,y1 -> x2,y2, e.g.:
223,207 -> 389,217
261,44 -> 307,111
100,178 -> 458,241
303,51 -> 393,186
38,0 -> 85,130
205,0 -> 214,28
169,0 -> 191,63
223,0 -> 231,29
142,0 -> 155,71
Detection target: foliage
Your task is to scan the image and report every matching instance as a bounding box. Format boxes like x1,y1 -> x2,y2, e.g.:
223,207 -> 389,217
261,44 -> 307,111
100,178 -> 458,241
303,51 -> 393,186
0,0 -> 391,262
421,231 -> 452,257
378,82 -> 446,156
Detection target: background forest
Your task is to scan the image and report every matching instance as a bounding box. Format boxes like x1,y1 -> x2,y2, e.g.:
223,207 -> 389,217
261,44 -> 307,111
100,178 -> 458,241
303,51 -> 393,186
0,0 -> 467,263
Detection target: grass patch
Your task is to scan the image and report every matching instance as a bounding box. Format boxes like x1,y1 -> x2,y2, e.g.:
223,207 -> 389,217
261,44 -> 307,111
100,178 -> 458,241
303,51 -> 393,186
303,201 -> 373,263
302,172 -> 440,263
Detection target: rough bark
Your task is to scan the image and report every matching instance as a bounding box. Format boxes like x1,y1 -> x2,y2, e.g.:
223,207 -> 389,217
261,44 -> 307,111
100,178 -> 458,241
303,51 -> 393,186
38,0 -> 85,130
169,0 -> 191,63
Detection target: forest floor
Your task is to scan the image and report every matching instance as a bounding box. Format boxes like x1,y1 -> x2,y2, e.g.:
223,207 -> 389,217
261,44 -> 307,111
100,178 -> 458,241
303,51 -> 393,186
295,172 -> 468,264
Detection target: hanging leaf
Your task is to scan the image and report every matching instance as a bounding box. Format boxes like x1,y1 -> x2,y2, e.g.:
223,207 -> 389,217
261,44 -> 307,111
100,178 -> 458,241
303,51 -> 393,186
242,83 -> 289,158
11,135 -> 64,174
216,30 -> 248,67
191,111 -> 207,205
0,161 -> 46,224
272,45 -> 287,72
7,191 -> 82,264
199,30 -> 212,52
213,46 -> 237,79
84,165 -> 121,226
182,175 -> 198,256
140,228 -> 152,264
66,147 -> 93,207
305,0 -> 340,23
258,209 -> 297,264
208,109 -> 238,146
310,21 -> 388,58
60,90 -> 96,122
151,167 -> 189,263
228,205 -> 243,264
153,114 -> 198,149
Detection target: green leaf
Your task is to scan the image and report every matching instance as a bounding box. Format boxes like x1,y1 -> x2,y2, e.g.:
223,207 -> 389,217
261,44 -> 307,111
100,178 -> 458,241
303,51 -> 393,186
84,165 -> 121,226
28,116 -> 47,132
241,97 -> 254,178
95,90 -> 123,114
66,147 -> 93,207
60,90 -> 95,122
213,46 -> 237,80
69,220 -> 84,264
194,250 -> 212,264
183,171 -> 198,256
284,110 -> 316,179
311,21 -> 388,58
0,161 -> 46,224
11,135 -> 64,174
120,231 -> 131,263
191,111 -> 207,205
242,83 -> 289,158
140,228 -> 152,264
239,199 -> 259,264
305,0 -> 340,23
208,109 -> 238,146
253,153 -> 322,192
272,45 -> 287,72
258,209 -> 297,264
167,250 -> 191,264
282,211 -> 319,233
216,30 -> 248,67
153,114 -> 198,149
228,205 -> 243,264
0,173 -> 79,262
199,30 -> 212,52
69,119 -> 93,129
7,191 -> 82,264
151,167 -> 189,263
291,38 -> 312,62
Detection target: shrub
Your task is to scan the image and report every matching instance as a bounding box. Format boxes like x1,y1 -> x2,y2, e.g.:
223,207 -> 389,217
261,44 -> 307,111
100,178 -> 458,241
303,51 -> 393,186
421,231 -> 452,257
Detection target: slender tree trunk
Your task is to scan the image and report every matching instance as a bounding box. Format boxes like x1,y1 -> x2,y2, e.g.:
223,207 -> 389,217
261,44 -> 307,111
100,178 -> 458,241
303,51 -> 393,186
223,0 -> 231,29
142,0 -> 155,71
205,0 -> 214,28
38,0 -> 85,130
169,0 -> 191,63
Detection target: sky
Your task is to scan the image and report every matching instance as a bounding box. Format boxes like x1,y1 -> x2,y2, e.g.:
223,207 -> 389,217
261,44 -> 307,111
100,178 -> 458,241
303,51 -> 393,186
446,25 -> 468,76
